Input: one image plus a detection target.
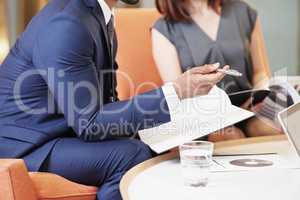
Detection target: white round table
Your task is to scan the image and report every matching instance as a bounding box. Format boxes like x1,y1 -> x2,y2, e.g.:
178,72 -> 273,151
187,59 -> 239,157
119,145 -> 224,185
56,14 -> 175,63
121,136 -> 300,200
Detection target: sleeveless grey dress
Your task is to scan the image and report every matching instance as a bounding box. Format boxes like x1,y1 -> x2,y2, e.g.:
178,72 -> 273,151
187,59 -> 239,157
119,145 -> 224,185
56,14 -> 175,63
153,0 -> 257,94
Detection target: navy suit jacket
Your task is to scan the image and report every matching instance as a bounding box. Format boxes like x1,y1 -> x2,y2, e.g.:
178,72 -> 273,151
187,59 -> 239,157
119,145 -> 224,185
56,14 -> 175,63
0,0 -> 170,171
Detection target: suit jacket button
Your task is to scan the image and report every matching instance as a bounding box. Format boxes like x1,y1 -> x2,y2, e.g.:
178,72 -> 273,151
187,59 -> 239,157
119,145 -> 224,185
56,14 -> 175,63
91,124 -> 98,133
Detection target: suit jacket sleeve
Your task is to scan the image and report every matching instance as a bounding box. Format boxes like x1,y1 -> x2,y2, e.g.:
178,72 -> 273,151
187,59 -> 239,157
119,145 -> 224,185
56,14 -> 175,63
33,14 -> 171,141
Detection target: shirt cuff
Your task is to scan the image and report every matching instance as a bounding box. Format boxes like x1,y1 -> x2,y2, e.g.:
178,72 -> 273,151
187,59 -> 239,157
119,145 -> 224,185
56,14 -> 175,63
161,82 -> 181,121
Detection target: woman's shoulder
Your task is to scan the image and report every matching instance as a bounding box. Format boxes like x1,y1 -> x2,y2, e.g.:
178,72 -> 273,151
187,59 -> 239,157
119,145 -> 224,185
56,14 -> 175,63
226,0 -> 257,14
225,0 -> 258,31
152,17 -> 179,39
153,17 -> 176,30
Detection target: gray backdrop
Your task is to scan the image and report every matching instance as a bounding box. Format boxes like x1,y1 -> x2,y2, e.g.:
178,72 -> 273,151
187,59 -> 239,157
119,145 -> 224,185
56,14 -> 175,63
137,0 -> 300,75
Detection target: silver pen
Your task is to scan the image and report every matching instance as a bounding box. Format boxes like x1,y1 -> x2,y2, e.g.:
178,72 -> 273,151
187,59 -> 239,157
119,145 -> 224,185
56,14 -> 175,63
217,69 -> 243,77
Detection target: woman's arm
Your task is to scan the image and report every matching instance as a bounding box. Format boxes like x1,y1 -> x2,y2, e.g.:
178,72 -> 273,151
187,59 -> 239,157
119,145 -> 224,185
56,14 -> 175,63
151,29 -> 182,82
250,17 -> 271,89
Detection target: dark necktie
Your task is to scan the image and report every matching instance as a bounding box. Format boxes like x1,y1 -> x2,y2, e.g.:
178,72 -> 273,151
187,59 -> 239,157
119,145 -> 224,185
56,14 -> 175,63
107,16 -> 116,102
107,16 -> 114,52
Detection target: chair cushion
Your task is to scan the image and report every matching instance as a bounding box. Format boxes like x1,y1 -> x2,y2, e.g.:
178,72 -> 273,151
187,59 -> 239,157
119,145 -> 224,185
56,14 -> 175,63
29,172 -> 97,200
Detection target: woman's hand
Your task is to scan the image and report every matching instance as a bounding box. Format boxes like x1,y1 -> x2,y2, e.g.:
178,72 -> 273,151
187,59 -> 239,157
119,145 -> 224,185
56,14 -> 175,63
173,63 -> 229,100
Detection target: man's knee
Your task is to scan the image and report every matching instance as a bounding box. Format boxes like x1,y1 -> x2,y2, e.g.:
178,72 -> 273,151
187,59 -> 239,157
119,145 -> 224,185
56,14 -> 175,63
125,139 -> 152,167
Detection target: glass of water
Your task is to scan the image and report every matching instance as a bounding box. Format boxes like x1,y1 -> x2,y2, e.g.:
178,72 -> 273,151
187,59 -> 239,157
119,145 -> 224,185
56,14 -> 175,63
179,141 -> 214,187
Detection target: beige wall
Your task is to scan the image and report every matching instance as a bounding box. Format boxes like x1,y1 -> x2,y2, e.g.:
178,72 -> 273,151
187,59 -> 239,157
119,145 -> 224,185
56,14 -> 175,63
0,1 -> 9,63
0,0 -> 48,62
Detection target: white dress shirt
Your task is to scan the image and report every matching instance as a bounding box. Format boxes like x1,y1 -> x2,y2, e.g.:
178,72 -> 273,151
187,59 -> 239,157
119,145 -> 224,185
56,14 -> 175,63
97,0 -> 180,120
98,0 -> 113,25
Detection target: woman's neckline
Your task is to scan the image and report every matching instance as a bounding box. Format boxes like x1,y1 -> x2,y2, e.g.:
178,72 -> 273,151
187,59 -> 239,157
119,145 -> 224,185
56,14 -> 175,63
190,6 -> 225,43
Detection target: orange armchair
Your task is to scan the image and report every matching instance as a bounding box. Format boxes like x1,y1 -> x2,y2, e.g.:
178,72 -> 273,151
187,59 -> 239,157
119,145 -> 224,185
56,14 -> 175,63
0,159 -> 97,200
115,8 -> 162,100
0,160 -> 37,200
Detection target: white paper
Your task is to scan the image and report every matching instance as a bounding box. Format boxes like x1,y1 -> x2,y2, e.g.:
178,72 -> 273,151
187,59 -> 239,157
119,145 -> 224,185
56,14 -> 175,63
139,87 -> 254,153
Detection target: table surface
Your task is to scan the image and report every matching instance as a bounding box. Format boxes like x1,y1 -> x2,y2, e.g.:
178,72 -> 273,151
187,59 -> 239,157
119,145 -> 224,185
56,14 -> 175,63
120,135 -> 300,200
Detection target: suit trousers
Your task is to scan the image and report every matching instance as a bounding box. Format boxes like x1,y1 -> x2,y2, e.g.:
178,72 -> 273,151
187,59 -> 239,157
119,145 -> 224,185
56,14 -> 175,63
37,138 -> 152,200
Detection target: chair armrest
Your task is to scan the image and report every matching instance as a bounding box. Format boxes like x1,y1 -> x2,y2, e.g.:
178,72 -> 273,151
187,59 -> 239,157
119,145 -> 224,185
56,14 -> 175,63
0,159 -> 38,200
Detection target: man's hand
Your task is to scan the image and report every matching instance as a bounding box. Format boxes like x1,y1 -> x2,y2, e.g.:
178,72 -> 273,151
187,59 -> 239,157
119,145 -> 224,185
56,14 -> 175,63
173,63 -> 229,100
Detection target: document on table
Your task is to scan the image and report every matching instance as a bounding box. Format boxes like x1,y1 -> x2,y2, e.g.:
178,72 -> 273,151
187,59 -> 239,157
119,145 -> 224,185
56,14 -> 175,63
212,154 -> 300,171
138,87 -> 254,153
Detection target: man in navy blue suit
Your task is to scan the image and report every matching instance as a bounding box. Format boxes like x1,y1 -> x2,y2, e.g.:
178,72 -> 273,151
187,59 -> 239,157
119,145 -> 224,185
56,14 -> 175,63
0,0 -> 227,199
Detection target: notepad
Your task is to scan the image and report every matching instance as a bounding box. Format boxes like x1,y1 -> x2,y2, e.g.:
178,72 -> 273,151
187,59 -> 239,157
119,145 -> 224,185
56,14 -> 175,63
229,77 -> 300,107
139,87 -> 254,153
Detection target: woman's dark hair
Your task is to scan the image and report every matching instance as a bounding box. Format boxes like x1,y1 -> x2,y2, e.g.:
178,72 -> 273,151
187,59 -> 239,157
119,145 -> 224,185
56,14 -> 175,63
155,0 -> 223,21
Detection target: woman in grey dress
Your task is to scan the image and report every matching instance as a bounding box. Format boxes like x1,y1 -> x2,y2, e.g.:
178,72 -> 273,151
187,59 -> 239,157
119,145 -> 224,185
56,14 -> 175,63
152,0 -> 282,141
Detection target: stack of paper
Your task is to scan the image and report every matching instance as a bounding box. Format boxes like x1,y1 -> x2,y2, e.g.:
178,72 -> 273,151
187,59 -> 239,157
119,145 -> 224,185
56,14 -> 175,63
139,87 -> 254,153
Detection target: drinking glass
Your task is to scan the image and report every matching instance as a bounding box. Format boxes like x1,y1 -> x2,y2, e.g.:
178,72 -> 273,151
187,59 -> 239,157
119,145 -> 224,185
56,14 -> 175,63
179,141 -> 214,187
